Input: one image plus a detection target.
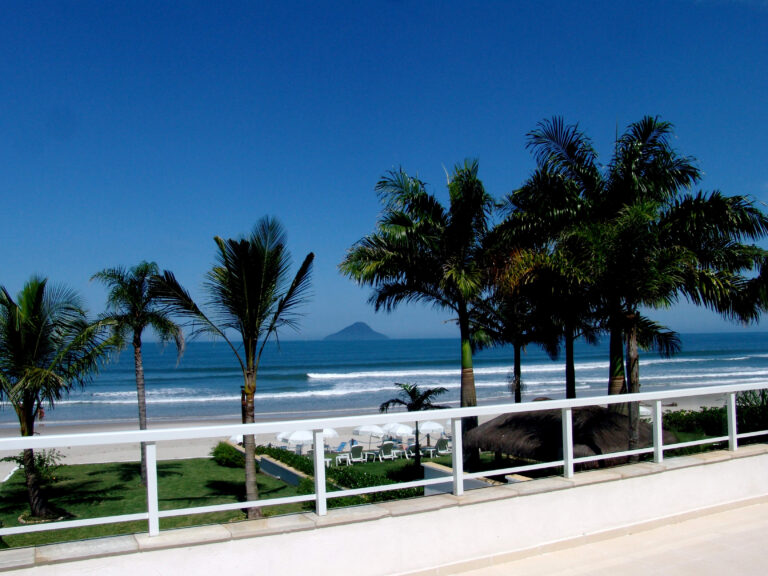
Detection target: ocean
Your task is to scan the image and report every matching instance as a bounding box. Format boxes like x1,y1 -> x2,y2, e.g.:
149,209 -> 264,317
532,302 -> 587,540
2,332 -> 767,428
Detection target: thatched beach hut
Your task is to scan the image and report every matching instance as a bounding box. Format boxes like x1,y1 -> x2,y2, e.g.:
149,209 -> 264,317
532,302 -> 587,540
464,406 -> 676,466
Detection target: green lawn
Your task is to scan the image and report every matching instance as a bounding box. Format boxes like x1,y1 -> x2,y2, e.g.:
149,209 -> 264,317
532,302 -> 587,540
0,458 -> 302,548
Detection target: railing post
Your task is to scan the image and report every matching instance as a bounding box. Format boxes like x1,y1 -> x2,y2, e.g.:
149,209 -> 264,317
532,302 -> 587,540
451,417 -> 464,496
145,442 -> 160,536
561,408 -> 574,478
653,400 -> 664,463
727,392 -> 738,451
312,429 -> 327,516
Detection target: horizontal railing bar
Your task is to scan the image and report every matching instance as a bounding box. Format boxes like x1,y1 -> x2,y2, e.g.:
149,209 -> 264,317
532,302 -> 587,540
157,495 -> 316,519
738,430 -> 768,439
327,476 -> 452,500
3,383 -> 767,451
665,436 -> 729,450
462,460 -> 564,480
0,512 -> 148,537
573,447 -> 652,464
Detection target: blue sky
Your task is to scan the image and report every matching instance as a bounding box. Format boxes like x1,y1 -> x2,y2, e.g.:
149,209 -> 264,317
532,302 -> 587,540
1,1 -> 767,340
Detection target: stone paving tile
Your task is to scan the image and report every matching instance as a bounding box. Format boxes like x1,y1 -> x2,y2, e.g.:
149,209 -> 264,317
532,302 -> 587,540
376,494 -> 457,517
614,462 -> 665,478
732,443 -> 768,457
134,523 -> 231,551
690,450 -> 733,464
0,547 -> 35,570
653,455 -> 701,470
566,468 -> 623,486
224,513 -> 315,539
311,504 -> 389,527
36,535 -> 138,564
506,476 -> 573,496
454,485 -> 516,506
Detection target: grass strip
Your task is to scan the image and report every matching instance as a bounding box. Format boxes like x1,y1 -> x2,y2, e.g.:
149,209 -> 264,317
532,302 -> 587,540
0,457 -> 301,549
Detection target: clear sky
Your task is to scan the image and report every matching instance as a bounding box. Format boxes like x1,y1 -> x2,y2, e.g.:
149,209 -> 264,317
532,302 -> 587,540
1,1 -> 767,340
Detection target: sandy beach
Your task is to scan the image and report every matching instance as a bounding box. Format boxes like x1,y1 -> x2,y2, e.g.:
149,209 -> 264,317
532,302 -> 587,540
0,418 -> 378,482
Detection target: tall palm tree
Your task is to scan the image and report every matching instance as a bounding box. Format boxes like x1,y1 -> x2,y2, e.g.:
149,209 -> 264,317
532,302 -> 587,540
379,382 -> 447,468
0,277 -> 115,518
92,261 -> 185,485
341,159 -> 494,440
493,168 -> 599,399
152,217 -> 313,519
525,116 -> 768,447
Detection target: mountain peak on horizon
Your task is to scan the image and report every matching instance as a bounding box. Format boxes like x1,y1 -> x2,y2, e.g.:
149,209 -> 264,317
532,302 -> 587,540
324,322 -> 388,341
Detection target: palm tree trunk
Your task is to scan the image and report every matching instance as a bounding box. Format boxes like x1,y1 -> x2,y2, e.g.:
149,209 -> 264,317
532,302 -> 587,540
625,317 -> 640,454
513,342 -> 522,403
565,326 -> 576,399
243,370 -> 261,519
134,336 -> 148,486
608,325 -> 626,395
459,313 -> 480,467
414,421 -> 421,468
18,404 -> 53,518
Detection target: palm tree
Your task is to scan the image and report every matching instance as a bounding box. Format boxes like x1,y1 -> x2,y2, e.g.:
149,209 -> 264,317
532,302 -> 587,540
525,116 -> 768,447
493,168 -> 599,399
379,382 -> 447,468
0,277 -> 115,518
92,261 -> 185,485
152,217 -> 313,519
341,160 -> 494,440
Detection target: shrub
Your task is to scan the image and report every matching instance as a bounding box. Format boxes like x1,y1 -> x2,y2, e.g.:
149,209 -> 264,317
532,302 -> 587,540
1,449 -> 63,486
737,390 -> 768,434
210,442 -> 247,469
255,445 -> 422,506
255,446 -> 313,475
663,407 -> 726,436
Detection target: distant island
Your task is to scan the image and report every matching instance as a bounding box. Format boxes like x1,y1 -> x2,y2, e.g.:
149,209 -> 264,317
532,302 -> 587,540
324,322 -> 388,341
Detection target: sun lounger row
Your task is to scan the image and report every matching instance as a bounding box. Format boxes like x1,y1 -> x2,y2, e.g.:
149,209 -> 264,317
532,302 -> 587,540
334,439 -> 451,465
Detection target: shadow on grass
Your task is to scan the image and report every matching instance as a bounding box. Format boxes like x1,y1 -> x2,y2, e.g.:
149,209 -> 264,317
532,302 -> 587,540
157,462 -> 184,479
85,462 -> 139,483
205,480 -> 245,501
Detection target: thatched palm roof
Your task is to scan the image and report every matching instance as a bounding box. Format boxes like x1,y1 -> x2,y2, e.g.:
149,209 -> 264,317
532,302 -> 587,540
465,405 -> 676,464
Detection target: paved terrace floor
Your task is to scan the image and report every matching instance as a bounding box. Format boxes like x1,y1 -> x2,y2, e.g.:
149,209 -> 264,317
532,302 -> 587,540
456,499 -> 768,576
3,498 -> 766,575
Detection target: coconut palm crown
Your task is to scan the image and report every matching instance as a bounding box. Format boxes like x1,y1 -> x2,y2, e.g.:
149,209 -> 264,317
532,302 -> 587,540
341,159 -> 494,439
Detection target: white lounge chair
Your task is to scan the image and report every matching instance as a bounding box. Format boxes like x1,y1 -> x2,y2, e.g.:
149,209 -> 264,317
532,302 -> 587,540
378,441 -> 396,461
349,444 -> 365,463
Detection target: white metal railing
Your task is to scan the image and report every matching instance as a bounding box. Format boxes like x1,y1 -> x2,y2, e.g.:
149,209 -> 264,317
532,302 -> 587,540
1,382 -> 767,540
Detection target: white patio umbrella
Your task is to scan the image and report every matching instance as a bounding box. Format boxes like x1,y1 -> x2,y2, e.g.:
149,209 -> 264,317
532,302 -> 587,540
383,422 -> 413,438
419,421 -> 445,435
419,420 -> 445,446
279,428 -> 337,441
353,424 -> 385,448
322,427 -> 339,439
280,430 -> 314,445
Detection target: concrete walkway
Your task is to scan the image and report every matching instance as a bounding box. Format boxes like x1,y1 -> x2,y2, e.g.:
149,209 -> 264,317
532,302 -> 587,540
458,500 -> 768,576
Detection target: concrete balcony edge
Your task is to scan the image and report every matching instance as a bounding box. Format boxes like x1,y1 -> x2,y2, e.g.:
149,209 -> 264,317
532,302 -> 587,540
2,444 -> 767,573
